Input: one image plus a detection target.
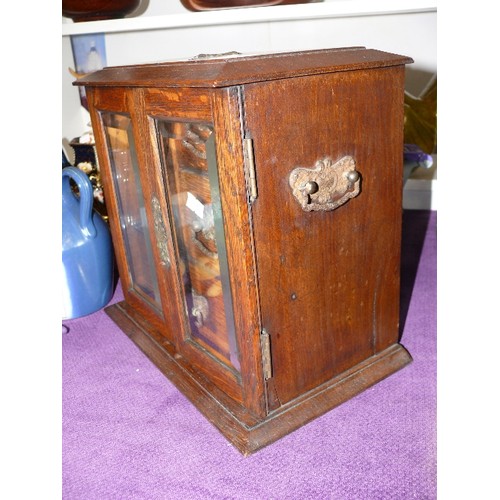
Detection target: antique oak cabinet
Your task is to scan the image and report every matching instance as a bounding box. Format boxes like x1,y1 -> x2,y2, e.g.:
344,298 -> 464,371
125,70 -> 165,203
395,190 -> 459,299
78,47 -> 413,455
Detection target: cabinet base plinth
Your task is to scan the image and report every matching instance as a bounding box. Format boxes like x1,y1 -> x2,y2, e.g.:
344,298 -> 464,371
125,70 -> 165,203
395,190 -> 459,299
106,301 -> 412,455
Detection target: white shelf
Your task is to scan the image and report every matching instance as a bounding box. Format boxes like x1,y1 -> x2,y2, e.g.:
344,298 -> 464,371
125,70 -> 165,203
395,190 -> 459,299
62,0 -> 436,36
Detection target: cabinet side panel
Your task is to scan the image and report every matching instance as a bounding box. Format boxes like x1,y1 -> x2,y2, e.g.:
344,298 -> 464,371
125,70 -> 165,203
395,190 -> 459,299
243,67 -> 406,405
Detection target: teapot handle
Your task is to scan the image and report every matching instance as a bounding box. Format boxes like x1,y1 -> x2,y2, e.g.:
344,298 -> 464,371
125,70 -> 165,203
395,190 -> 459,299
62,166 -> 96,239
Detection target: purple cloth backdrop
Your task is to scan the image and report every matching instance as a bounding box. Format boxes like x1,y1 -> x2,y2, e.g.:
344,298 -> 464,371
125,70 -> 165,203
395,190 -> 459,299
63,209 -> 436,499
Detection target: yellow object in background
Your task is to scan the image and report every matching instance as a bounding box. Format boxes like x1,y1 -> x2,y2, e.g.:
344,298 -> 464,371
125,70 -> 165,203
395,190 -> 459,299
404,77 -> 437,155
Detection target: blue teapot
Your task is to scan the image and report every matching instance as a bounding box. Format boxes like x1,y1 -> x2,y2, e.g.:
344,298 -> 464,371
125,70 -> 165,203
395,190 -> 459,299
62,166 -> 115,319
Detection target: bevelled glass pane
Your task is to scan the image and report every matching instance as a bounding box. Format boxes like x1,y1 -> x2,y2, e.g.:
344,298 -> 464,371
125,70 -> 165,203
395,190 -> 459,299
101,112 -> 161,309
157,120 -> 240,371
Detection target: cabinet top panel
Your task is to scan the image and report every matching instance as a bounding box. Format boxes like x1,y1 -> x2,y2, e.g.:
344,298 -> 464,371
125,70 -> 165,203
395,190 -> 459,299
76,47 -> 413,89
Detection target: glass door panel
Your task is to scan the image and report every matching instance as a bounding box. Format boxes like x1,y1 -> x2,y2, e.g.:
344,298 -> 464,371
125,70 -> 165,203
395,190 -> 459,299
101,112 -> 162,310
156,120 -> 240,371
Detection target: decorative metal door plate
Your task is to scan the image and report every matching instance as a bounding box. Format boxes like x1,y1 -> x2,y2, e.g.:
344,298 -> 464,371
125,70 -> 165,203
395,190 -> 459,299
289,156 -> 361,212
151,196 -> 171,267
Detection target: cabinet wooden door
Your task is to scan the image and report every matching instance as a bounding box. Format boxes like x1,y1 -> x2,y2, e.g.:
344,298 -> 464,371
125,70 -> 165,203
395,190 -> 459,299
89,85 -> 267,418
242,67 -> 407,409
88,87 -> 179,342
141,86 -> 267,416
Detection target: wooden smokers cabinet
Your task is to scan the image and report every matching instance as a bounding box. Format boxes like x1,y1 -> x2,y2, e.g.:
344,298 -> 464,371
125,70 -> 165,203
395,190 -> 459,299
78,47 -> 414,455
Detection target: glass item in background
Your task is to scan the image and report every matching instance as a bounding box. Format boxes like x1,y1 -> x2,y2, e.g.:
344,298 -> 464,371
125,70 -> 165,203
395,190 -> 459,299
157,120 -> 240,371
180,0 -> 323,11
102,112 -> 162,309
403,143 -> 433,185
62,167 -> 115,320
63,0 -> 141,22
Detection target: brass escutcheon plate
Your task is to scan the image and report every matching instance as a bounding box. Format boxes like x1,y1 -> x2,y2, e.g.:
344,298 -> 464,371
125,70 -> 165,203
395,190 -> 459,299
151,196 -> 171,267
289,156 -> 361,212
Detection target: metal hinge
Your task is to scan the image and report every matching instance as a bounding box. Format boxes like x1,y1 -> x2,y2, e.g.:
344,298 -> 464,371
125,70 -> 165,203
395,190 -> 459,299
243,138 -> 257,203
260,329 -> 273,380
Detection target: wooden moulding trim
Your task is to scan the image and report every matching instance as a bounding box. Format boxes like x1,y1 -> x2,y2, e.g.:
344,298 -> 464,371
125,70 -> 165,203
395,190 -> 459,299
244,343 -> 412,454
105,301 -> 412,455
106,302 -> 261,427
75,48 -> 413,89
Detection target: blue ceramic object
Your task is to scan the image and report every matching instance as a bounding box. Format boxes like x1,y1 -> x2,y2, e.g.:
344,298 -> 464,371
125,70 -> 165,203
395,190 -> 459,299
62,166 -> 114,319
